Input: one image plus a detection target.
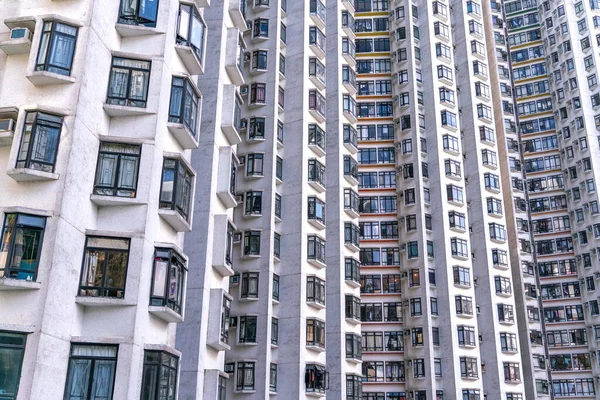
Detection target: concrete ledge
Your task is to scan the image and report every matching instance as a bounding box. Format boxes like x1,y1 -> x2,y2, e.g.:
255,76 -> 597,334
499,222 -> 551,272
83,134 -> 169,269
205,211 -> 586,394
175,45 -> 204,75
75,296 -> 136,307
90,194 -> 146,206
115,23 -> 165,37
159,209 -> 192,232
103,103 -> 156,117
0,278 -> 41,290
27,71 -> 76,86
167,123 -> 199,149
7,168 -> 59,182
149,306 -> 184,323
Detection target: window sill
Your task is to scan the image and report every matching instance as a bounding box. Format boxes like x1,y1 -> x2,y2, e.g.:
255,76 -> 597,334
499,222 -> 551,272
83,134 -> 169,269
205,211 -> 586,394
309,109 -> 326,124
225,63 -> 245,86
306,344 -> 326,352
345,317 -> 360,326
228,3 -> 247,31
308,143 -> 326,157
306,391 -> 326,398
309,44 -> 326,60
238,297 -> 260,302
75,296 -> 136,307
193,0 -> 210,8
27,71 -> 76,86
346,357 -> 361,364
344,208 -> 360,219
0,130 -> 14,146
344,141 -> 358,155
175,44 -> 205,75
115,23 -> 165,37
234,390 -> 257,395
217,190 -> 238,209
241,254 -> 261,260
90,194 -> 146,207
207,339 -> 230,352
344,242 -> 360,252
221,123 -> 242,146
343,111 -> 358,124
308,258 -> 326,269
343,174 -> 359,186
345,279 -> 361,288
308,219 -> 326,231
149,305 -> 184,323
307,301 -> 326,310
167,123 -> 199,149
103,103 -> 155,117
213,262 -> 235,277
0,37 -> 31,55
159,209 -> 192,232
0,278 -> 41,291
7,168 -> 59,182
308,181 -> 326,194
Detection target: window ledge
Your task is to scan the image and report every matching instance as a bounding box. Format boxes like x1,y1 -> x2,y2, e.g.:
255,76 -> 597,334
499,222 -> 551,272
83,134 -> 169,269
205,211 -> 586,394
0,278 -> 41,290
159,209 -> 192,232
7,168 -> 59,182
308,181 -> 326,193
0,37 -> 31,55
345,317 -> 360,326
308,143 -> 326,157
307,301 -> 326,310
0,130 -> 14,146
345,279 -> 361,288
306,344 -> 326,352
175,44 -> 205,75
193,0 -> 210,7
27,71 -> 76,86
344,242 -> 360,252
222,123 -> 242,145
234,390 -> 257,395
308,258 -> 326,269
237,342 -> 258,346
241,254 -> 261,260
149,305 -> 184,323
239,297 -> 260,302
346,357 -> 361,364
207,340 -> 230,352
306,391 -> 326,398
308,219 -> 326,231
225,64 -> 245,86
213,262 -> 235,277
75,296 -> 136,307
103,103 -> 156,117
217,191 -> 239,209
115,23 -> 165,37
344,208 -> 360,219
90,194 -> 146,206
167,122 -> 199,149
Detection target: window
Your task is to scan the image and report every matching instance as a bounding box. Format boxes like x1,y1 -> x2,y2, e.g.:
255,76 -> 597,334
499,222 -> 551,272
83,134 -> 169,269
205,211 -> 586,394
119,0 -> 159,27
271,317 -> 278,345
305,364 -> 329,393
308,235 -> 326,263
451,238 -> 468,258
150,248 -> 187,314
0,213 -> 47,281
307,276 -> 326,305
177,3 -> 205,63
412,327 -> 424,346
414,359 -> 425,378
449,211 -> 466,230
453,266 -> 470,287
458,325 -> 476,346
36,21 -> 78,76
504,362 -> 520,382
79,236 -> 130,298
500,332 -> 517,352
236,361 -> 255,391
460,357 -> 478,378
345,334 -> 362,360
410,298 -> 422,316
346,375 -> 362,399
245,191 -> 262,215
434,359 -> 442,377
239,316 -> 257,343
64,344 -> 118,400
250,83 -> 266,105
276,156 -> 283,181
16,111 -> 63,173
241,272 -> 259,298
169,76 -> 200,135
107,57 -> 151,108
246,153 -> 264,177
160,158 -> 193,221
269,363 -> 277,393
455,295 -> 473,315
0,331 -> 27,400
280,22 -> 287,44
274,194 -> 282,219
94,142 -> 141,197
462,389 -> 480,400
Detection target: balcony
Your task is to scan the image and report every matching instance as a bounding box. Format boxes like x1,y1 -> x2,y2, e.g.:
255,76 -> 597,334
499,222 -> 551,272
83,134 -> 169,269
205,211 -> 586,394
0,107 -> 18,146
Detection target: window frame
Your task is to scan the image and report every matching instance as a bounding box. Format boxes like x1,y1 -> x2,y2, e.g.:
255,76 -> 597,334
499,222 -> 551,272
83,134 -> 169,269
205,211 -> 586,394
0,213 -> 47,281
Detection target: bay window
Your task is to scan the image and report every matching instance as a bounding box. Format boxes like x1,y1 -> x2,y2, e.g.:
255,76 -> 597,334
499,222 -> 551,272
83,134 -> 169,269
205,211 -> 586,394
150,248 -> 187,314
16,112 -> 63,173
0,213 -> 46,281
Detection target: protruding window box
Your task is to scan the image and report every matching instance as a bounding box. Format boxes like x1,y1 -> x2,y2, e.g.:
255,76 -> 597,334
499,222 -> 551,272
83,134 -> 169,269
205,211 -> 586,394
159,156 -> 195,232
0,18 -> 35,55
0,108 -> 18,146
103,103 -> 156,117
308,58 -> 326,91
308,124 -> 326,157
168,76 -> 201,149
307,235 -> 326,268
27,71 -> 76,86
309,0 -> 326,30
116,0 -> 160,35
225,29 -> 246,85
212,215 -> 236,277
229,0 -> 247,32
309,90 -> 326,123
104,56 -> 155,117
308,27 -> 326,60
307,197 -> 326,230
221,85 -> 243,145
175,3 -> 206,75
308,159 -> 326,193
169,122 -> 199,148
149,247 -> 187,323
0,278 -> 42,291
216,147 -> 238,209
341,0 -> 355,12
207,289 -> 232,351
343,125 -> 358,154
90,195 -> 145,207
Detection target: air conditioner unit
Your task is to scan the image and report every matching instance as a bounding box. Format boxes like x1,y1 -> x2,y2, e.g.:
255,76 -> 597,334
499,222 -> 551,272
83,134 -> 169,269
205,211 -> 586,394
10,27 -> 32,40
0,118 -> 15,132
239,85 -> 249,97
233,233 -> 242,243
224,363 -> 235,373
229,317 -> 238,327
235,195 -> 244,204
239,118 -> 248,131
230,274 -> 240,284
238,155 -> 246,165
243,52 -> 251,63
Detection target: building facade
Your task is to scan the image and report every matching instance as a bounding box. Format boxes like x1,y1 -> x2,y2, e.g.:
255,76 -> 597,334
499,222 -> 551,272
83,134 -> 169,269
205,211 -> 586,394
0,0 -> 207,399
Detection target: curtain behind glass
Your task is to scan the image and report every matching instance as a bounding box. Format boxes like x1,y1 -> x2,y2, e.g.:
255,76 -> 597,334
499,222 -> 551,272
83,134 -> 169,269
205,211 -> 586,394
65,359 -> 92,400
90,360 -> 116,400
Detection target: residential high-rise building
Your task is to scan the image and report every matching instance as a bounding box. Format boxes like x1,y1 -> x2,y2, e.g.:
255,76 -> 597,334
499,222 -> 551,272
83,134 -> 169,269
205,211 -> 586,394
0,0 -> 207,399
5,0 -> 600,399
